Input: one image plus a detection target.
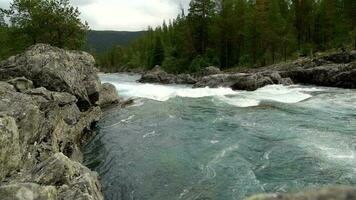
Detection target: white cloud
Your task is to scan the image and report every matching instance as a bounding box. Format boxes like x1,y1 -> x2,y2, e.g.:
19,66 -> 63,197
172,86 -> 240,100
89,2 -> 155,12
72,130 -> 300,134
0,0 -> 191,31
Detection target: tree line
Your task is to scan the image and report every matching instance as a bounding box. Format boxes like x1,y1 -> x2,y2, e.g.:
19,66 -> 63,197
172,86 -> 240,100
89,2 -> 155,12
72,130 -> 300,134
98,0 -> 355,73
0,0 -> 354,73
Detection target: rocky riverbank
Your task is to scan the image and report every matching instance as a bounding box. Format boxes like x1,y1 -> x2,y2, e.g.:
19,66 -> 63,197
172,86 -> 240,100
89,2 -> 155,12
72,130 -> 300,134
139,51 -> 356,91
0,44 -> 120,200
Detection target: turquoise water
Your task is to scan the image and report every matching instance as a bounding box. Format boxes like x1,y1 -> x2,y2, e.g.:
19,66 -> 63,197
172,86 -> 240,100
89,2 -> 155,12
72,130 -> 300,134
84,74 -> 356,200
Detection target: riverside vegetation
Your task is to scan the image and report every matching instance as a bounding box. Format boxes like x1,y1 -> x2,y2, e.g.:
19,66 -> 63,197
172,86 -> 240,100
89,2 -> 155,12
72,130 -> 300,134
1,0 -> 356,200
95,0 -> 355,73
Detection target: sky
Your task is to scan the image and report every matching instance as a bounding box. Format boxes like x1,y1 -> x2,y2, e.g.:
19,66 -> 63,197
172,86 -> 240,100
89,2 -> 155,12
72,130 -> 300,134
0,0 -> 190,31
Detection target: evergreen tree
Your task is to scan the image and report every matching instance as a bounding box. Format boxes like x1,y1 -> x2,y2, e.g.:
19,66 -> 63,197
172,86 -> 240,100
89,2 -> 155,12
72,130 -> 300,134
151,35 -> 165,67
188,0 -> 216,54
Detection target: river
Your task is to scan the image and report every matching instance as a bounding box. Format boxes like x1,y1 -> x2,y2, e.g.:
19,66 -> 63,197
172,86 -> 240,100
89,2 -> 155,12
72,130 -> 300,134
84,73 -> 356,200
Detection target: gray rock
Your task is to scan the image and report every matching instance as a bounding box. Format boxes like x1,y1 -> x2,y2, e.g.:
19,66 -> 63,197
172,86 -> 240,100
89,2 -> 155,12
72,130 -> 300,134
203,66 -> 221,76
0,115 -> 21,181
7,77 -> 34,92
195,51 -> 356,90
139,66 -> 198,84
0,183 -> 57,200
0,44 -> 100,111
0,45 -> 105,200
246,186 -> 356,200
98,83 -> 120,108
17,153 -> 103,200
175,74 -> 198,84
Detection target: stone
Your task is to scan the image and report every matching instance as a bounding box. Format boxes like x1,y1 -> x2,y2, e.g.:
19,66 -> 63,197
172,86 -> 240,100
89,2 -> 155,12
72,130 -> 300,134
0,45 -> 105,200
7,77 -> 34,92
139,66 -> 198,84
0,44 -> 100,111
203,66 -> 221,76
98,83 -> 120,108
194,51 -> 356,90
175,74 -> 198,84
0,115 -> 21,181
0,183 -> 57,200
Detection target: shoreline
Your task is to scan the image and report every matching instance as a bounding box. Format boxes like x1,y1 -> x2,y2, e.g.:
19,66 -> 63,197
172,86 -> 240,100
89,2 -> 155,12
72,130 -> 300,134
135,50 -> 356,91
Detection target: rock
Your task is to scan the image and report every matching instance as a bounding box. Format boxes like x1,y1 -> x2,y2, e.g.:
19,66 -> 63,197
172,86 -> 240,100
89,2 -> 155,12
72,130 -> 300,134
0,44 -> 100,111
0,183 -> 57,200
246,186 -> 356,200
203,66 -> 221,76
194,73 -> 275,91
0,80 -> 101,171
139,66 -> 175,84
175,74 -> 198,84
195,51 -> 356,90
98,83 -> 120,108
0,115 -> 21,181
323,52 -> 353,63
17,153 -> 104,200
0,45 -> 106,200
7,77 -> 33,92
139,66 -> 198,84
280,78 -> 294,85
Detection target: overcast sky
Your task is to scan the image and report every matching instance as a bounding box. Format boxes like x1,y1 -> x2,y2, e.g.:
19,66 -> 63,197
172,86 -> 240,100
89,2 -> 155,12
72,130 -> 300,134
0,0 -> 190,31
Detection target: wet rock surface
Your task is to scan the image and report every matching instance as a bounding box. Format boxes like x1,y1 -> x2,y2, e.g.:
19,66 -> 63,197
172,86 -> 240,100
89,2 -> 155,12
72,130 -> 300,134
0,44 -> 110,200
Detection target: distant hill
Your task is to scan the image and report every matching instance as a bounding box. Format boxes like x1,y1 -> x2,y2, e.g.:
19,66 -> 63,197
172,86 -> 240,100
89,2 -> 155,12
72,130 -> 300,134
86,30 -> 146,53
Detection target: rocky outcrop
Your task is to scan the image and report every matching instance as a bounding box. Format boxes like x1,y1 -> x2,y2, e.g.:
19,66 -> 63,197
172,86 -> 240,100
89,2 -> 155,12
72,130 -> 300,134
139,66 -> 197,84
0,44 -> 101,111
246,186 -> 356,200
194,51 -> 356,90
0,44 -> 106,200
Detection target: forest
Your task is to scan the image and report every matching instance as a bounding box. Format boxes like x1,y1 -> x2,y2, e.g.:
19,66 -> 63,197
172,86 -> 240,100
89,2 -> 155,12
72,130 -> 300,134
0,0 -> 355,73
97,0 -> 355,73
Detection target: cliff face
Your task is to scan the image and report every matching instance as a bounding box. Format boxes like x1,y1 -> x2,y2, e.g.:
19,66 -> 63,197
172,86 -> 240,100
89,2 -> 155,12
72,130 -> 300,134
0,44 -> 119,200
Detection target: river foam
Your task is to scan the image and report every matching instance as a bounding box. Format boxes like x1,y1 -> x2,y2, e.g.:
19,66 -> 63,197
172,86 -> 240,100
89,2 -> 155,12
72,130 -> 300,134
101,73 -> 322,107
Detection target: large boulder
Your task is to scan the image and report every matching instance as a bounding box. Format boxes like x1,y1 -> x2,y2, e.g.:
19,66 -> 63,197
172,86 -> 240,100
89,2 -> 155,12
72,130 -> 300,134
194,72 -> 291,91
139,66 -> 198,84
98,83 -> 120,108
139,66 -> 176,84
0,45 -> 105,200
0,44 -> 101,111
202,66 -> 221,76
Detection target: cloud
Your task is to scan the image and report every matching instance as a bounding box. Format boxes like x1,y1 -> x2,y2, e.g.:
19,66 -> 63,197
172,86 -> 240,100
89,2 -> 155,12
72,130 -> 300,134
0,0 -> 191,31
0,0 -> 11,9
70,0 -> 96,6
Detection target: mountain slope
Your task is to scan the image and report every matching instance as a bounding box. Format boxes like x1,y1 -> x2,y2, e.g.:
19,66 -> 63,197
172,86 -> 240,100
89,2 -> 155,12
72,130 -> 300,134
86,30 -> 145,53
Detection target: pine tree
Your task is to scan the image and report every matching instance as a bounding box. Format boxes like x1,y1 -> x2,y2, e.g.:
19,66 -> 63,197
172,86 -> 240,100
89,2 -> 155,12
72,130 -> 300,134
188,0 -> 216,54
152,35 -> 165,67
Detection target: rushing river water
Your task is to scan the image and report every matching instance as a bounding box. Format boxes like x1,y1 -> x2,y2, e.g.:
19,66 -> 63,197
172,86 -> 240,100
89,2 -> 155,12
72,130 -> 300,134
84,73 -> 356,200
